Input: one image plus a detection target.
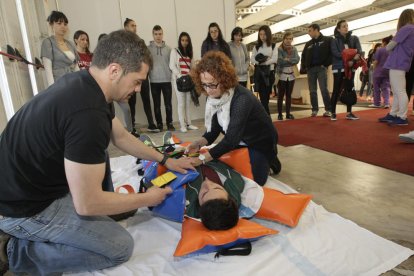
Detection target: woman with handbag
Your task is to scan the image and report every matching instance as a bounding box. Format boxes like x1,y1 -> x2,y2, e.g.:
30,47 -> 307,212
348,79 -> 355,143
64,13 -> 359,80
251,25 -> 278,115
276,32 -> 300,120
186,51 -> 281,186
330,19 -> 363,121
169,32 -> 199,133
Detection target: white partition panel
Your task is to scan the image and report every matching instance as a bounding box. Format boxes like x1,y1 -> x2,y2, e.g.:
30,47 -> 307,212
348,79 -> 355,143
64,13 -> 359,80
0,0 -> 34,115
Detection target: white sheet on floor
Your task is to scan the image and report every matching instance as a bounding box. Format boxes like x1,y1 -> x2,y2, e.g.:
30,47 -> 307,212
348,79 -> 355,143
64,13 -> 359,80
68,156 -> 413,276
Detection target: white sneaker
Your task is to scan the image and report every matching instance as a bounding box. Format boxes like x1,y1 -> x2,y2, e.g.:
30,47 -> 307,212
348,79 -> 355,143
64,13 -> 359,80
399,131 -> 414,143
187,125 -> 198,130
180,127 -> 187,133
368,104 -> 381,108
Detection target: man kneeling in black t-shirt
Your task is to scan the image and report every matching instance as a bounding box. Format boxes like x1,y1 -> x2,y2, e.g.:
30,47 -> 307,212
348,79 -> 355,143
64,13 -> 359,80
0,30 -> 194,275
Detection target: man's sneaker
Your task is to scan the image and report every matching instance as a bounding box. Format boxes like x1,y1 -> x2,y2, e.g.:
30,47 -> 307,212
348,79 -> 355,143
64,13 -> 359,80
383,104 -> 390,109
180,127 -> 187,133
331,113 -> 337,121
167,124 -> 175,131
346,113 -> 359,120
187,125 -> 198,130
378,113 -> 396,123
368,104 -> 381,108
0,230 -> 10,275
140,134 -> 157,147
157,124 -> 163,132
311,110 -> 318,117
277,114 -> 283,121
147,124 -> 160,133
388,117 -> 408,126
162,131 -> 173,146
399,131 -> 414,143
286,114 -> 295,120
323,111 -> 331,117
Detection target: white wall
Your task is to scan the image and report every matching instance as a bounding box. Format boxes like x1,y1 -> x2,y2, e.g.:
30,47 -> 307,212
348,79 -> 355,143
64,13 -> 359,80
0,0 -> 235,131
49,0 -> 236,126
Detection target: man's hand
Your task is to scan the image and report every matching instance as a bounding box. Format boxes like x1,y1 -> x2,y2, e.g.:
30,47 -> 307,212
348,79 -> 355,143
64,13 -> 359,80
145,186 -> 173,206
165,157 -> 195,174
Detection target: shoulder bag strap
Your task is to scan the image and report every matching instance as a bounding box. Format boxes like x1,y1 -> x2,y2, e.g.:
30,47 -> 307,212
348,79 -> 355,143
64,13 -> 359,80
176,48 -> 191,69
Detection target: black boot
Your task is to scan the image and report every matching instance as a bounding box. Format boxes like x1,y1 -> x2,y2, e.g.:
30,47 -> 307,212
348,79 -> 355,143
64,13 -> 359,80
269,157 -> 281,175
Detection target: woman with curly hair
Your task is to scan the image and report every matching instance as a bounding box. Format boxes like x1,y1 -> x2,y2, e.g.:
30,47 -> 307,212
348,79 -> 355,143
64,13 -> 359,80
186,51 -> 281,185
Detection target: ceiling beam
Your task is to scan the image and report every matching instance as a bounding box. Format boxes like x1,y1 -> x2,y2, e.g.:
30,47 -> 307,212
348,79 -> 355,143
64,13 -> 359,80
242,0 -> 375,44
237,0 -> 307,29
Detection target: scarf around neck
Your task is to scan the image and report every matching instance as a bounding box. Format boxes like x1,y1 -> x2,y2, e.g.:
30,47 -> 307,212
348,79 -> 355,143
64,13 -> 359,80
205,88 -> 235,133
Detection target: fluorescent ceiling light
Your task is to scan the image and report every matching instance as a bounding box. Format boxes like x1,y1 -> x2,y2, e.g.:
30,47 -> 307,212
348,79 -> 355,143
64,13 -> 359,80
237,0 -> 306,29
293,3 -> 414,46
243,0 -> 375,44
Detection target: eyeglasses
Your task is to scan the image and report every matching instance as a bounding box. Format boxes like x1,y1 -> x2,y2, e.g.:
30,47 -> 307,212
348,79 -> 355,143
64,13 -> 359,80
201,83 -> 220,90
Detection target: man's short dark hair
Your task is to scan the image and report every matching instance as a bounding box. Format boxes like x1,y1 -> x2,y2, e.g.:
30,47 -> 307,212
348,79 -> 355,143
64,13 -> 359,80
124,18 -> 134,28
153,25 -> 162,32
308,23 -> 320,31
199,198 -> 239,230
92,30 -> 152,75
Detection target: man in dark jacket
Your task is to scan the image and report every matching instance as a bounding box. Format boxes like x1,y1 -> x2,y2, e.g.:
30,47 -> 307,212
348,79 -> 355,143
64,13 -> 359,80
301,24 -> 332,117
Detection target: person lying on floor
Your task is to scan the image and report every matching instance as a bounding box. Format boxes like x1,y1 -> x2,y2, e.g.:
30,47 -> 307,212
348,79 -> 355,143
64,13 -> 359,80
0,30 -> 194,276
182,160 -> 262,230
187,51 -> 281,186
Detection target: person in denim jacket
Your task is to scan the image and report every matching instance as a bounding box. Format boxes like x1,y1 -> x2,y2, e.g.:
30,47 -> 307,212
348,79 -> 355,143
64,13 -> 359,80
330,20 -> 363,121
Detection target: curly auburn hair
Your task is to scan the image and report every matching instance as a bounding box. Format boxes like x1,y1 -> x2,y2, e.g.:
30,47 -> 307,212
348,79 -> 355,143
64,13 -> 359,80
190,51 -> 238,96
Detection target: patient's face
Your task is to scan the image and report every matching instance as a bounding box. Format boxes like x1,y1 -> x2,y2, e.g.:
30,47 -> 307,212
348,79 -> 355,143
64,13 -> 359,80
198,178 -> 228,205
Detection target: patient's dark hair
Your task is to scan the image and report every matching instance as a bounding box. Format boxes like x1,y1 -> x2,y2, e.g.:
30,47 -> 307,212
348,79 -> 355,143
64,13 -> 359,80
199,198 -> 239,230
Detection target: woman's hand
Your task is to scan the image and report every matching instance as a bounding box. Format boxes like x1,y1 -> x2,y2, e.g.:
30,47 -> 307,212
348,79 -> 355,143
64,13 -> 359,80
185,138 -> 208,154
164,157 -> 195,174
190,157 -> 203,167
185,141 -> 200,154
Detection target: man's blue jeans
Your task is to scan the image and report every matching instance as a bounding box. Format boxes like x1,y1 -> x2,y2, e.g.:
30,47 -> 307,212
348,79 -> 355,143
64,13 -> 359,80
307,66 -> 331,112
0,193 -> 133,275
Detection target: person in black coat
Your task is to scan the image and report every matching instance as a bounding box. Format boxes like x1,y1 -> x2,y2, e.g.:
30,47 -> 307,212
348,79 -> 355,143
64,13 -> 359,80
187,51 -> 281,185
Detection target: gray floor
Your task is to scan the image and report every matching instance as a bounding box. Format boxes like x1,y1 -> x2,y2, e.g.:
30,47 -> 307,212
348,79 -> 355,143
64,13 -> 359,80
109,102 -> 414,275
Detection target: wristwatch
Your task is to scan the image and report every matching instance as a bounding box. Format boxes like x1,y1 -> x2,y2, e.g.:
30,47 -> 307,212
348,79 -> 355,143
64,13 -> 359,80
198,154 -> 206,165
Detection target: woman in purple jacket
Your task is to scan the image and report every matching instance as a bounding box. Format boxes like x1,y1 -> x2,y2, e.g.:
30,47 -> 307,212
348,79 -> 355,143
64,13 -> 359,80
379,9 -> 414,126
369,35 -> 393,108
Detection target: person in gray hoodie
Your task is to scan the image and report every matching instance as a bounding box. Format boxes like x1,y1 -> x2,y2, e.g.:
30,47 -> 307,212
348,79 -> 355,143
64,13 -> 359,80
148,25 -> 174,131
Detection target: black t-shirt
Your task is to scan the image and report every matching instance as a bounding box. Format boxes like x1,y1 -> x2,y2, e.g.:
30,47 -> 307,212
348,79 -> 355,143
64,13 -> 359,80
0,70 -> 114,217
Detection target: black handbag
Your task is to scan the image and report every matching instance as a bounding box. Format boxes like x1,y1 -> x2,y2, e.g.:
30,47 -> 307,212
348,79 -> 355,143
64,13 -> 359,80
340,79 -> 357,106
175,49 -> 194,92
